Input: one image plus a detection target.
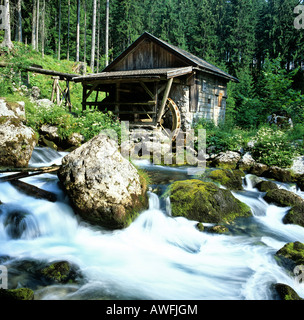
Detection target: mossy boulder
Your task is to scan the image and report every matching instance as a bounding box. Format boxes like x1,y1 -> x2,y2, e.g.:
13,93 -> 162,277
255,180 -> 278,192
0,288 -> 34,300
275,242 -> 304,271
205,169 -> 245,190
297,174 -> 304,192
168,180 -> 252,224
249,163 -> 268,176
283,204 -> 304,227
41,261 -> 80,284
263,189 -> 304,207
264,166 -> 293,183
274,283 -> 303,300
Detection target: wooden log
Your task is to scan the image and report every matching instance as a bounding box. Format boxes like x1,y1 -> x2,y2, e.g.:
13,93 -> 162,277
156,78 -> 173,124
10,180 -> 57,202
0,167 -> 60,182
0,166 -> 61,174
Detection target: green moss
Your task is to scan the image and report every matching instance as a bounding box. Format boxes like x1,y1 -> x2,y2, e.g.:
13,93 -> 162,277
276,242 -> 304,266
196,223 -> 204,231
206,169 -> 244,190
168,180 -> 251,224
255,180 -> 278,192
283,204 -> 304,227
264,189 -> 304,207
274,283 -> 303,301
41,261 -> 70,283
0,288 -> 34,300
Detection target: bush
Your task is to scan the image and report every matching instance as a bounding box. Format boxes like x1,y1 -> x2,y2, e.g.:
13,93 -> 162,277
251,126 -> 299,168
193,118 -> 255,154
25,103 -> 121,143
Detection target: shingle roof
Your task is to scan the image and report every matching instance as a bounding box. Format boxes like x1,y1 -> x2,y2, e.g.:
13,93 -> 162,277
103,32 -> 238,82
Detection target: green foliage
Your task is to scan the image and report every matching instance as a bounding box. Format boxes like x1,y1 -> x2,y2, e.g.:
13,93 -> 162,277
26,103 -> 121,143
260,55 -> 304,122
194,118 -> 254,154
251,126 -> 300,168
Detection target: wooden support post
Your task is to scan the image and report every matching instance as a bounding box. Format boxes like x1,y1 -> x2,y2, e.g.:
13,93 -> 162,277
66,80 -> 72,112
51,76 -> 61,106
156,78 -> 173,124
56,79 -> 61,106
82,84 -> 87,111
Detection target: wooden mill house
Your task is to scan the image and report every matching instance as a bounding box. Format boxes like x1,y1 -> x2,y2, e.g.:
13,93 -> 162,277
73,32 -> 238,135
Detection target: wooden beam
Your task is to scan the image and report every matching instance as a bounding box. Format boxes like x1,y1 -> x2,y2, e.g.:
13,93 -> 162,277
140,82 -> 154,99
84,101 -> 156,106
156,78 -> 173,124
85,83 -> 99,100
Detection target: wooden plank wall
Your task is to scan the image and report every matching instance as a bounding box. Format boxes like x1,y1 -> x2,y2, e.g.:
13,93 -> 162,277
111,39 -> 186,71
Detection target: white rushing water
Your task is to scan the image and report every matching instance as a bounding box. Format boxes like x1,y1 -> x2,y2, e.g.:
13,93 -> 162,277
0,148 -> 304,300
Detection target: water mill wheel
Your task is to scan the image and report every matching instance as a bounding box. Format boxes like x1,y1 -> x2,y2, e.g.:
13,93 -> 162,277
158,98 -> 181,140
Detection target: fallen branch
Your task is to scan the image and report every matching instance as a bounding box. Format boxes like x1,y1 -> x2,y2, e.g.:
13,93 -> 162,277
0,165 -> 61,175
10,180 -> 57,202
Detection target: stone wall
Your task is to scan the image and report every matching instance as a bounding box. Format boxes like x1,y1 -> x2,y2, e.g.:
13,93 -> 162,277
195,73 -> 227,125
170,73 -> 228,130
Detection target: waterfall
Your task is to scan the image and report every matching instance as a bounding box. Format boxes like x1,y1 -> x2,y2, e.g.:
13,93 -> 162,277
0,148 -> 304,300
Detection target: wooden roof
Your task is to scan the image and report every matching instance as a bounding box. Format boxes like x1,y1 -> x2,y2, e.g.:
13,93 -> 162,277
73,67 -> 193,82
103,32 -> 238,82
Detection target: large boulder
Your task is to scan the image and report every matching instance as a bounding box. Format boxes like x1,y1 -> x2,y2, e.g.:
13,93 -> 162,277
0,100 -> 37,167
168,179 -> 252,224
58,134 -> 148,229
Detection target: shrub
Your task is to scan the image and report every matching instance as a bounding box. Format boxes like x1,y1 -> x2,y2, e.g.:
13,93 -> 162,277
251,126 -> 298,168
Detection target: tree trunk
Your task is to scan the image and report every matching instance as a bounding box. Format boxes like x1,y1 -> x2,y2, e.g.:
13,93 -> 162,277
58,0 -> 61,60
67,0 -> 70,61
0,0 -> 13,49
84,0 -> 87,63
76,0 -> 80,62
41,0 -> 45,58
90,0 -> 97,72
96,0 -> 100,73
36,0 -> 39,51
31,0 -> 36,49
16,0 -> 22,42
105,0 -> 109,66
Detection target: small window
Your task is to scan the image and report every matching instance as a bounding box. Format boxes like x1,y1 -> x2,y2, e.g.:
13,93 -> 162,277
218,92 -> 224,107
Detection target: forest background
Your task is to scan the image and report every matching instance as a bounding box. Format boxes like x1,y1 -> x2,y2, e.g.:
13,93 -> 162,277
1,0 -> 304,168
